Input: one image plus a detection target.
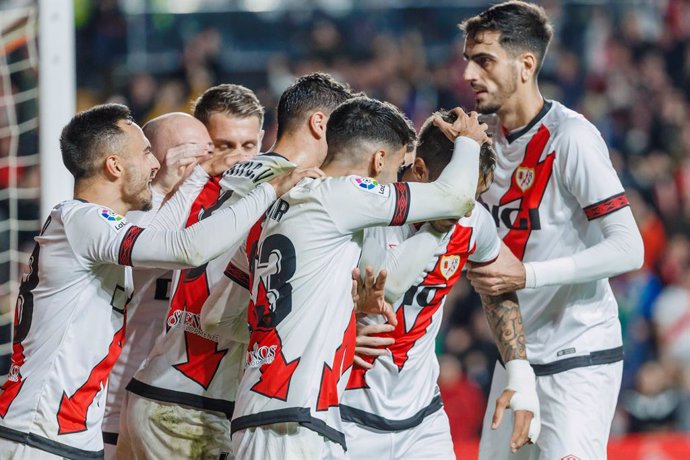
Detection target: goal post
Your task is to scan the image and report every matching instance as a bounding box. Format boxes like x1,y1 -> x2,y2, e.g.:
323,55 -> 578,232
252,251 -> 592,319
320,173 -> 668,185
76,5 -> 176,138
38,0 -> 75,220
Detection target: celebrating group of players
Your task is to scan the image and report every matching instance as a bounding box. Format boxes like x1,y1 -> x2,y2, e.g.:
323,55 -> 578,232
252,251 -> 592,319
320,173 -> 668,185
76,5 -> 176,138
0,2 -> 645,459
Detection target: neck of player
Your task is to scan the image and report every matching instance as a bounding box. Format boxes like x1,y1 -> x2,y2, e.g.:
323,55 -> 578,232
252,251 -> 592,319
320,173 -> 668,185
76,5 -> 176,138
272,132 -> 323,168
498,81 -> 545,133
74,180 -> 129,216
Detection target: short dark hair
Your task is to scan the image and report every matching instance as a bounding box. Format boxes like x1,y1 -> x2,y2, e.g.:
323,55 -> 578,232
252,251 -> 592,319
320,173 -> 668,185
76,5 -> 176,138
460,0 -> 553,73
325,97 -> 416,162
417,110 -> 496,183
193,84 -> 264,126
59,103 -> 132,180
276,72 -> 356,140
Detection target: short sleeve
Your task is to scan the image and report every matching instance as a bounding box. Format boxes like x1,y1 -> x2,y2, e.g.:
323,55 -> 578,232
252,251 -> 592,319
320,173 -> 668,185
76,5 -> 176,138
467,205 -> 501,263
557,117 -> 629,220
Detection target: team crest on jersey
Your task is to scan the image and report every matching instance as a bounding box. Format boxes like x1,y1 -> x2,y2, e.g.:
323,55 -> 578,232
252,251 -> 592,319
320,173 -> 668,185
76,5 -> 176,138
351,176 -> 390,197
515,166 -> 535,192
440,255 -> 460,280
99,208 -> 128,231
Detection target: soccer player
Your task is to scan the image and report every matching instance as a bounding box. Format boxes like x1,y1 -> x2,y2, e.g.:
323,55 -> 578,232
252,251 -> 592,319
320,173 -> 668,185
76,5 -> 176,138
231,97 -> 488,459
0,103 -> 315,459
118,76 -> 355,459
341,110 -> 538,459
458,2 -> 644,459
101,112 -> 213,458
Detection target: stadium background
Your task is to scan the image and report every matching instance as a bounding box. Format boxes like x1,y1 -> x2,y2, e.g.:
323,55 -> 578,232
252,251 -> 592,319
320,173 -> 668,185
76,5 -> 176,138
1,0 -> 690,457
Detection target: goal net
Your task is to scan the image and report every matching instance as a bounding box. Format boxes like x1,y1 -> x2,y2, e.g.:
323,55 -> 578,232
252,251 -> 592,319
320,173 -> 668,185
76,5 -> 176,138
0,2 -> 39,377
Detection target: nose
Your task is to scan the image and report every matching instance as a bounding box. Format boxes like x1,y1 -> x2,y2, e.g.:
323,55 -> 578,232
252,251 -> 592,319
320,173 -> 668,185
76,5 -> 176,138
463,60 -> 479,83
149,153 -> 161,173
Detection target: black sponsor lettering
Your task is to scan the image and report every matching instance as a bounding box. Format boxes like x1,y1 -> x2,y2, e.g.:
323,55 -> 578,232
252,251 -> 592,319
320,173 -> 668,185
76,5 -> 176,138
485,204 -> 541,231
268,199 -> 290,222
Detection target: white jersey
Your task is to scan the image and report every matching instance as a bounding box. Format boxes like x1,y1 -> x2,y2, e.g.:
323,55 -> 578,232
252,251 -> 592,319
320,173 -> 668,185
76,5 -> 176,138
128,154 -> 294,416
102,200 -> 172,438
480,100 -> 628,365
341,205 -> 500,430
232,173 -> 475,450
0,201 -> 139,458
101,267 -> 170,437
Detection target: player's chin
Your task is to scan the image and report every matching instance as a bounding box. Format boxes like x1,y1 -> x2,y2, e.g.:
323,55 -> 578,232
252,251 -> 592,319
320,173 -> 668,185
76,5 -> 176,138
137,189 -> 154,212
476,98 -> 500,115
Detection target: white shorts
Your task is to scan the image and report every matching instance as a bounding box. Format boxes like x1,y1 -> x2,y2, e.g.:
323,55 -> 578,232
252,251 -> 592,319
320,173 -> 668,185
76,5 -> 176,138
232,422 -> 347,460
0,438 -> 62,460
478,360 -> 623,460
116,392 -> 233,460
343,408 -> 455,460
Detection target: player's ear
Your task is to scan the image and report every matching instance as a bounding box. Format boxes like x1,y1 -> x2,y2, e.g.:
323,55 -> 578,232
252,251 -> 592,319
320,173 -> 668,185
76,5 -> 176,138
308,111 -> 327,140
411,157 -> 429,182
372,149 -> 386,176
104,155 -> 123,179
520,52 -> 537,82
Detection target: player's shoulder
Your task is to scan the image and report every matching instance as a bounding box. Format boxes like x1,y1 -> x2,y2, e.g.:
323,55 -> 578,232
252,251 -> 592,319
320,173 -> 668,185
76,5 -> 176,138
61,200 -> 130,235
220,152 -> 296,196
458,201 -> 493,229
547,101 -> 602,141
324,175 -> 393,199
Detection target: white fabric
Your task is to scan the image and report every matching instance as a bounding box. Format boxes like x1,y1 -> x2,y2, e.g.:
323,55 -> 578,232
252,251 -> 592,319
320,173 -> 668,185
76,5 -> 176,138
652,286 -> 690,366
231,423 -> 346,460
0,438 -> 62,460
116,393 -> 232,460
343,205 -> 499,423
234,136 -> 481,445
0,166 -> 273,455
343,408 -> 455,460
131,154 -> 293,409
505,360 -> 540,443
524,207 -> 642,288
479,360 -> 622,460
480,100 -> 630,364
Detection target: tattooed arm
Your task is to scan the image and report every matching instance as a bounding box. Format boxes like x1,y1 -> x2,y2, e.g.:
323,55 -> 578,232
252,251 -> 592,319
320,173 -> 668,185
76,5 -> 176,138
480,292 -> 527,362
477,284 -> 539,452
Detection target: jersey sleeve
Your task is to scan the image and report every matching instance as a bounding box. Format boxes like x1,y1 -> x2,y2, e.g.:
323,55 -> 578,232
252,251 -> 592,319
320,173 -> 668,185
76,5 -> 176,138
467,205 -> 501,263
361,224 -> 448,304
219,154 -> 295,196
557,117 -> 629,220
321,136 -> 481,233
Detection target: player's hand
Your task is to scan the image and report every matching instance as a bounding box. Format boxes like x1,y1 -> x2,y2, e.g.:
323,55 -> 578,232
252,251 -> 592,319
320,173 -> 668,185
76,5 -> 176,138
200,151 -> 252,177
153,142 -> 212,194
433,107 -> 489,146
353,322 -> 395,369
356,266 -> 397,326
492,360 -> 540,453
467,242 -> 526,295
269,167 -> 325,197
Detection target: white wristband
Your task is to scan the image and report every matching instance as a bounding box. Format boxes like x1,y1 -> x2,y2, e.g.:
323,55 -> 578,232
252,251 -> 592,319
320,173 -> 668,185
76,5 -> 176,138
524,262 -> 537,289
505,359 -> 536,393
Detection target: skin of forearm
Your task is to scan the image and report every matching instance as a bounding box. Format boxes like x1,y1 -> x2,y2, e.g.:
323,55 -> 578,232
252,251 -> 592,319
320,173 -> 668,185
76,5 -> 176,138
480,292 -> 527,362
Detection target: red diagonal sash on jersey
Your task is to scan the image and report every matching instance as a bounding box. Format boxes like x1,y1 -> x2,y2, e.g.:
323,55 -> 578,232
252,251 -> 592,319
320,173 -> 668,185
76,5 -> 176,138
248,278 -> 300,401
499,125 -> 555,260
317,311 -> 357,411
57,324 -> 125,434
168,178 -> 229,389
347,226 -> 473,390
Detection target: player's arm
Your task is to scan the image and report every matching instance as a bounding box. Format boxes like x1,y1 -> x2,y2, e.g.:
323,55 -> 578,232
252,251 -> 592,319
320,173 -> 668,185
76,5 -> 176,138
326,110 -> 487,233
200,242 -> 251,336
360,224 -> 448,304
78,167 -> 322,269
468,119 -> 643,295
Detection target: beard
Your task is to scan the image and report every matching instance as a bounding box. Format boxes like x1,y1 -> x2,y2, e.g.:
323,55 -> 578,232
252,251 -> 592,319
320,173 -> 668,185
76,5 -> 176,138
474,66 -> 519,114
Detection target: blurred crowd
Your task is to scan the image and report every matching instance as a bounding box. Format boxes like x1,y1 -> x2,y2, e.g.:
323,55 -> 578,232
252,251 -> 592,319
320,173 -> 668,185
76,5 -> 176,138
3,0 -> 690,444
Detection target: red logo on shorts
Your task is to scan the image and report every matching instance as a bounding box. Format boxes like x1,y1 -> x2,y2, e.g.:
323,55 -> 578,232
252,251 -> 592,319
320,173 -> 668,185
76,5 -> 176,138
561,456 -> 580,460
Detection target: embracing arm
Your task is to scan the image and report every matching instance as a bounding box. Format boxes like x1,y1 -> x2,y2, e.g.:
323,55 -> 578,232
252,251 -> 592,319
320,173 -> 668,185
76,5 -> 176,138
480,291 -> 526,362
524,207 -> 643,288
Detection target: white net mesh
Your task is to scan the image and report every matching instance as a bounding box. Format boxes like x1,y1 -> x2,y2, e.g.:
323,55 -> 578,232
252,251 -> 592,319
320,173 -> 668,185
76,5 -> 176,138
0,3 -> 39,375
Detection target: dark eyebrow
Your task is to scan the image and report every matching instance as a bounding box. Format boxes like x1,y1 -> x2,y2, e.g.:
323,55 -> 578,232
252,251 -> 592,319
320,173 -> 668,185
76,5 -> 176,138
465,52 -> 496,61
